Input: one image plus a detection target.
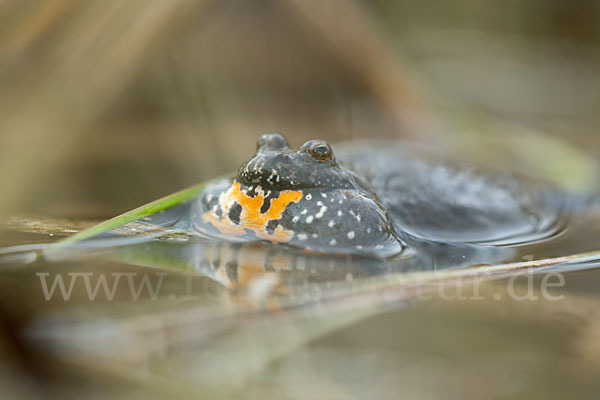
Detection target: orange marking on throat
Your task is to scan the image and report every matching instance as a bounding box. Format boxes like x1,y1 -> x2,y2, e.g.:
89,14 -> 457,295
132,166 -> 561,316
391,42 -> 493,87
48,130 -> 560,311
203,181 -> 303,242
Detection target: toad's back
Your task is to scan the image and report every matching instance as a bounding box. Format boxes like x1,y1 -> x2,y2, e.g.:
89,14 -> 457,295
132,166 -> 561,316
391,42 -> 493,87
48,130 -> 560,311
336,142 -> 564,246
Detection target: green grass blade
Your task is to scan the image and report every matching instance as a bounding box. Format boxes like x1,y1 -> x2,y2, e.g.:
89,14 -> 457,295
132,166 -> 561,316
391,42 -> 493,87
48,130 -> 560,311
55,182 -> 207,248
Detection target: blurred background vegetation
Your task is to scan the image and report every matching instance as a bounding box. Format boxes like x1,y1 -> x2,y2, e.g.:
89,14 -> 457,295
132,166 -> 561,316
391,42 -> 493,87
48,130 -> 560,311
1,2 -> 600,399
0,0 -> 598,220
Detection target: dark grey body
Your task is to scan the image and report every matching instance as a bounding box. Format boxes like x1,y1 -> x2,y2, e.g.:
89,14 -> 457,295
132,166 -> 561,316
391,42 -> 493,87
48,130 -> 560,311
336,142 -> 563,246
189,134 -> 569,269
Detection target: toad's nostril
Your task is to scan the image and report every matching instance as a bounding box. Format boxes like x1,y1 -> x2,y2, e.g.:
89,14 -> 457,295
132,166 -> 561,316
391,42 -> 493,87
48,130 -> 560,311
257,133 -> 289,151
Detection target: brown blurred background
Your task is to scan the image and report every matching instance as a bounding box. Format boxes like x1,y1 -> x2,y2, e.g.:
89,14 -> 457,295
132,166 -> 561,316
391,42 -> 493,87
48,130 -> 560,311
1,2 -> 600,398
0,0 -> 599,219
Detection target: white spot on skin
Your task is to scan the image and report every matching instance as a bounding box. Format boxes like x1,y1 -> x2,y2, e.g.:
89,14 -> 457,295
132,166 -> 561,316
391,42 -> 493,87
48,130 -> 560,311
356,245 -> 363,250
329,239 -> 337,246
317,201 -> 323,206
328,220 -> 335,228
315,205 -> 327,219
297,233 -> 308,241
356,214 -> 361,222
337,210 -> 343,217
292,216 -> 299,223
312,233 -> 318,238
375,245 -> 384,250
321,193 -> 327,198
306,216 -> 314,223
306,194 -> 312,200
367,228 -> 372,233
301,209 -> 308,215
347,231 -> 355,239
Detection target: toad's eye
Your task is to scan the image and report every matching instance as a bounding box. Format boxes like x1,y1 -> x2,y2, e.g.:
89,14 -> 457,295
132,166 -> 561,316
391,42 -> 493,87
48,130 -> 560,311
309,143 -> 333,161
257,133 -> 288,151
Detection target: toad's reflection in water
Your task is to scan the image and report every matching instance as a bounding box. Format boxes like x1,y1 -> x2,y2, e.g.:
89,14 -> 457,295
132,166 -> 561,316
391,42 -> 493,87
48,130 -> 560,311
110,239 -> 396,291
106,235 -> 510,297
